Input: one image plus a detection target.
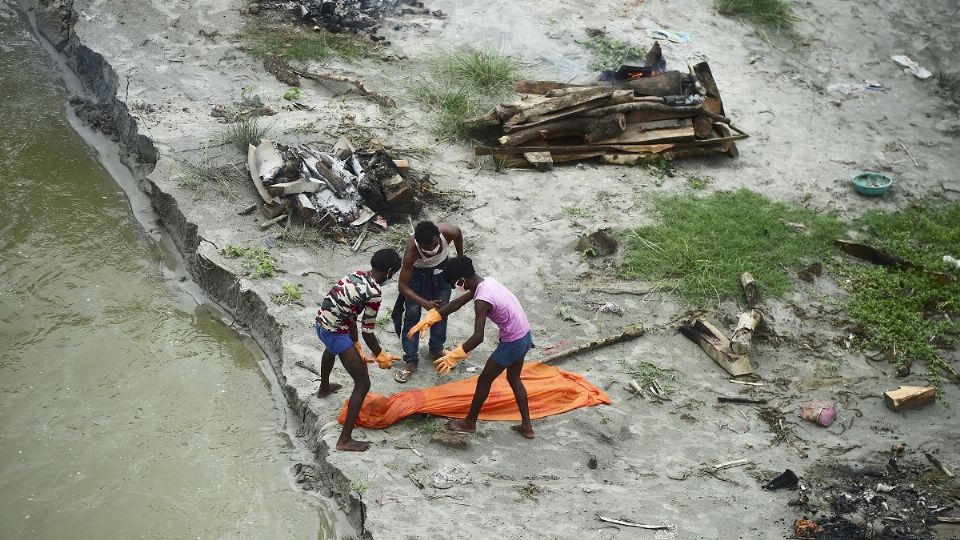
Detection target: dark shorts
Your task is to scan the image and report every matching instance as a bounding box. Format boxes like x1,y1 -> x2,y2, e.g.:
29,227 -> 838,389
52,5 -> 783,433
490,331 -> 533,367
316,324 -> 352,355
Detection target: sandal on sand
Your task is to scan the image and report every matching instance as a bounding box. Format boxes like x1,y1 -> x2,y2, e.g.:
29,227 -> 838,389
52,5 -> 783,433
394,363 -> 416,383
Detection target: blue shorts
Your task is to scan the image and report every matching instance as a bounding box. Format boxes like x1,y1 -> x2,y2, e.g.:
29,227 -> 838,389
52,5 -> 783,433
316,324 -> 352,355
490,331 -> 533,367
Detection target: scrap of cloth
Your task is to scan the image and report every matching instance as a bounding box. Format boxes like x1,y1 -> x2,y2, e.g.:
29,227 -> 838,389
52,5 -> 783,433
337,362 -> 611,428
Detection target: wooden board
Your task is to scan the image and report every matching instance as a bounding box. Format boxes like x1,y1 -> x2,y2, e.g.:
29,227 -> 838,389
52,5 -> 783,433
522,152 -> 554,171
266,179 -> 323,197
883,386 -> 936,411
247,143 -> 275,205
680,319 -> 753,376
513,80 -> 586,94
505,88 -> 614,127
592,120 -> 695,145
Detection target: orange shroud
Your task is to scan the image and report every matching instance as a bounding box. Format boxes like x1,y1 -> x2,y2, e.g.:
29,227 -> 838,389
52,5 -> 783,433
337,362 -> 611,429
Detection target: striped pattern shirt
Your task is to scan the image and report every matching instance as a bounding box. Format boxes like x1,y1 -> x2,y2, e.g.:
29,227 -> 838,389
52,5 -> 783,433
317,271 -> 382,334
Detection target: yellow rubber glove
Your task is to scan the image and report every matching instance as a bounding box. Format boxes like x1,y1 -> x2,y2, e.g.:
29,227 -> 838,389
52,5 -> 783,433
354,341 -> 374,364
406,308 -> 443,339
433,345 -> 469,375
376,350 -> 401,370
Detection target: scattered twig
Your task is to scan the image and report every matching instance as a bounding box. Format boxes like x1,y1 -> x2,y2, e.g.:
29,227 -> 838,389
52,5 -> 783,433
238,203 -> 258,215
259,212 -> 288,230
925,453 -> 955,478
352,222 -> 369,251
899,142 -> 920,167
290,65 -> 397,108
718,396 -> 768,405
713,458 -> 751,471
395,443 -> 423,457
729,379 -> 764,386
596,515 -> 672,530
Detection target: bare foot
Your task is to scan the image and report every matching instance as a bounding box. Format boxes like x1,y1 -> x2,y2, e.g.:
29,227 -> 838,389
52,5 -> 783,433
446,419 -> 476,433
511,424 -> 535,439
336,439 -> 370,452
316,383 -> 343,398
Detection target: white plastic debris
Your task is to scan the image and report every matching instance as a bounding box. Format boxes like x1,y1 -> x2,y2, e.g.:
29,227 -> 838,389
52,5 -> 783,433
891,55 -> 932,80
944,255 -> 960,270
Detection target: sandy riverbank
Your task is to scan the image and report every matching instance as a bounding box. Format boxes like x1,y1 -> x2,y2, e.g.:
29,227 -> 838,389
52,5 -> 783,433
28,0 -> 960,537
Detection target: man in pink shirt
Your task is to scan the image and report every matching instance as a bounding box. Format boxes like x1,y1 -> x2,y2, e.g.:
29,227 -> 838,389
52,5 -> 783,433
410,256 -> 534,438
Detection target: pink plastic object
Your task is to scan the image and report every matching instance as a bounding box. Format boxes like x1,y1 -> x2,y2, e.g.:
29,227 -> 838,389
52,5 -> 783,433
800,400 -> 837,427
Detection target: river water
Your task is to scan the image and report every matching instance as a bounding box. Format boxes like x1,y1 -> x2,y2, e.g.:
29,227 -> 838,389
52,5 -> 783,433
0,4 -> 334,538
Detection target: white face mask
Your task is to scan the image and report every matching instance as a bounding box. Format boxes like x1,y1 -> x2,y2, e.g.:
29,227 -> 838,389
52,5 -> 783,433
455,279 -> 466,293
418,241 -> 441,257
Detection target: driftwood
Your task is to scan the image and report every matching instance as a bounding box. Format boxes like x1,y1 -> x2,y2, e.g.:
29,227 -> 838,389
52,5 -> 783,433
713,458 -> 752,471
680,319 -> 753,376
596,515 -> 671,530
247,141 -> 276,205
730,272 -> 764,355
289,65 -> 396,108
835,239 -> 951,284
541,324 -> 646,364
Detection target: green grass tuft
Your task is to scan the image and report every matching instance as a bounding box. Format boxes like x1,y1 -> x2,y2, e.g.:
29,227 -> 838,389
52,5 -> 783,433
222,244 -> 278,279
837,202 -> 960,394
412,47 -> 524,141
246,24 -> 367,62
223,117 -> 271,151
621,189 -> 846,302
715,0 -> 797,32
434,47 -> 524,92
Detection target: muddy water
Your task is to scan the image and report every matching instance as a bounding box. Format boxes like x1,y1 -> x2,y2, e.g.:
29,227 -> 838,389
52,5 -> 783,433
0,5 -> 334,539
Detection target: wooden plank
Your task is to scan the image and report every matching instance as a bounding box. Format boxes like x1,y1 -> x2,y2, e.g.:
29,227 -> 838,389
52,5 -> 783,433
474,135 -> 748,156
550,151 -> 605,163
499,114 -> 625,147
266,178 -> 323,197
591,120 -> 695,145
693,62 -> 725,116
522,152 -> 554,171
247,142 -> 276,205
504,90 -> 633,133
294,194 -> 317,219
505,88 -> 615,127
883,386 -> 936,411
680,319 -> 753,376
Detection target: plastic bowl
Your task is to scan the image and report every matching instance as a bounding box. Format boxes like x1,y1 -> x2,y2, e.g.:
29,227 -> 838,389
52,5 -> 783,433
852,172 -> 893,196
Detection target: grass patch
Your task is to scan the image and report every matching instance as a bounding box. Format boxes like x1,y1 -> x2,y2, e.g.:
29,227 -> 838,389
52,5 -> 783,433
272,283 -> 301,304
174,149 -> 247,200
621,189 -> 846,302
222,244 -> 279,278
245,24 -> 367,62
715,0 -> 797,32
434,47 -> 524,92
836,202 -> 960,394
223,116 -> 271,151
412,46 -> 524,141
577,35 -> 647,71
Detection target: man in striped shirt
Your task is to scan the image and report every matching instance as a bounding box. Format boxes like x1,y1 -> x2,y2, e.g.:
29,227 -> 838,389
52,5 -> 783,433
315,248 -> 402,452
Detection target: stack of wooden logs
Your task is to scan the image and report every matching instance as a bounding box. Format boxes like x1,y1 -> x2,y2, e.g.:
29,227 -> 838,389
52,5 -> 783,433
471,60 -> 747,171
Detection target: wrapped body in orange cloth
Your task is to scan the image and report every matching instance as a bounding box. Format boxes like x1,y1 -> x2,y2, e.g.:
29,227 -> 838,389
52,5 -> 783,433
337,362 -> 611,429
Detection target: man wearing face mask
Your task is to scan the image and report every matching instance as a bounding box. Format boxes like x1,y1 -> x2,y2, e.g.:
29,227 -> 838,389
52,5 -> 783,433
394,221 -> 465,383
